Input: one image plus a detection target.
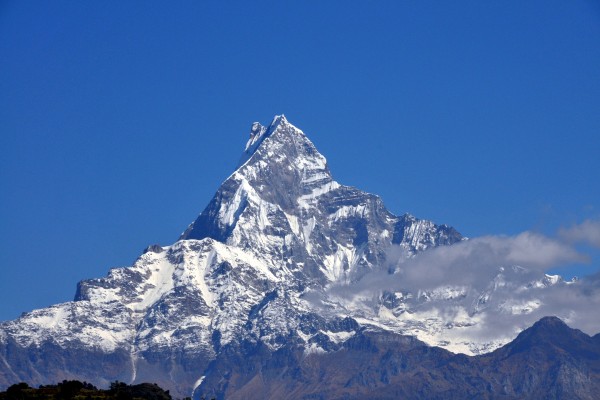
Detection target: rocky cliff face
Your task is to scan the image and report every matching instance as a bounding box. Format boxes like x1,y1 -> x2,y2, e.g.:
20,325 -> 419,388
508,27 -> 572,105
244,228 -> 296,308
0,116 -> 595,399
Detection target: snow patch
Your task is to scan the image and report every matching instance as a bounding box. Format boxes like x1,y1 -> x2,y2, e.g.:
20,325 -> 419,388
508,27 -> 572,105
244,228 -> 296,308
298,181 -> 341,209
323,330 -> 355,343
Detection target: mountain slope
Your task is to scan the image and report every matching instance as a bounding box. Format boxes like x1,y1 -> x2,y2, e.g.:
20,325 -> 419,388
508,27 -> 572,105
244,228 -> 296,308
197,316 -> 600,400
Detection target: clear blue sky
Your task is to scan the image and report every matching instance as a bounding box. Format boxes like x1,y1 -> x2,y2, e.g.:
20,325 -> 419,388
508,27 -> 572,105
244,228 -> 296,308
1,1 -> 599,321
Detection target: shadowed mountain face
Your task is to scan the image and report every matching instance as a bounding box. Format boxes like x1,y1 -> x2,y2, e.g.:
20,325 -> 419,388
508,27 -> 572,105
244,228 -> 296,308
198,317 -> 600,400
0,116 -> 597,399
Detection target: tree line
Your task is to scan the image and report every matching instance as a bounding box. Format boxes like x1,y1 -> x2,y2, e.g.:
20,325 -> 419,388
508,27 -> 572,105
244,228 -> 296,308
0,380 -> 184,400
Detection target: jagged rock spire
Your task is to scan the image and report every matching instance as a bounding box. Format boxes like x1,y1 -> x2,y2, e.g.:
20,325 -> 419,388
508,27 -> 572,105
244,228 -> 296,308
181,115 -> 461,283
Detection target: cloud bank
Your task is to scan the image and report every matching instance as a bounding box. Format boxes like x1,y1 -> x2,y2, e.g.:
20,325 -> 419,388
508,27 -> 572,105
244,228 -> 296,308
336,228 -> 589,295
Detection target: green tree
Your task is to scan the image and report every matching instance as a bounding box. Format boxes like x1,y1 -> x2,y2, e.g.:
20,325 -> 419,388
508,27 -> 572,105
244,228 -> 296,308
5,382 -> 30,400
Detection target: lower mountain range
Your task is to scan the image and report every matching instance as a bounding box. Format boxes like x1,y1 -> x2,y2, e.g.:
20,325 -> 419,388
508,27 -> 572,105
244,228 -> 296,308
199,316 -> 600,400
1,116 -> 599,399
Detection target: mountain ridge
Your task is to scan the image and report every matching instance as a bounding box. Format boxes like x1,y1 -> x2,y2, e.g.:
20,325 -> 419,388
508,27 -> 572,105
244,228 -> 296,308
197,314 -> 600,400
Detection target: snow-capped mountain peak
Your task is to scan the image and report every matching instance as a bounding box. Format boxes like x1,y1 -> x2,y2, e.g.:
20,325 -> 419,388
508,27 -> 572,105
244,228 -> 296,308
239,114 -> 288,167
181,116 -> 460,285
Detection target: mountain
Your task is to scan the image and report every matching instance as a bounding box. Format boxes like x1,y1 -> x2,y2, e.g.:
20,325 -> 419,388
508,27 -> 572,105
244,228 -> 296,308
198,316 -> 600,399
0,115 -> 596,399
476,317 -> 600,399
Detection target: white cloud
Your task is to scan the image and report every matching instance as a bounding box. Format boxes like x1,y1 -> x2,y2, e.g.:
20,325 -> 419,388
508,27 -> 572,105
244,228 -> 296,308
339,231 -> 585,293
558,219 -> 600,248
